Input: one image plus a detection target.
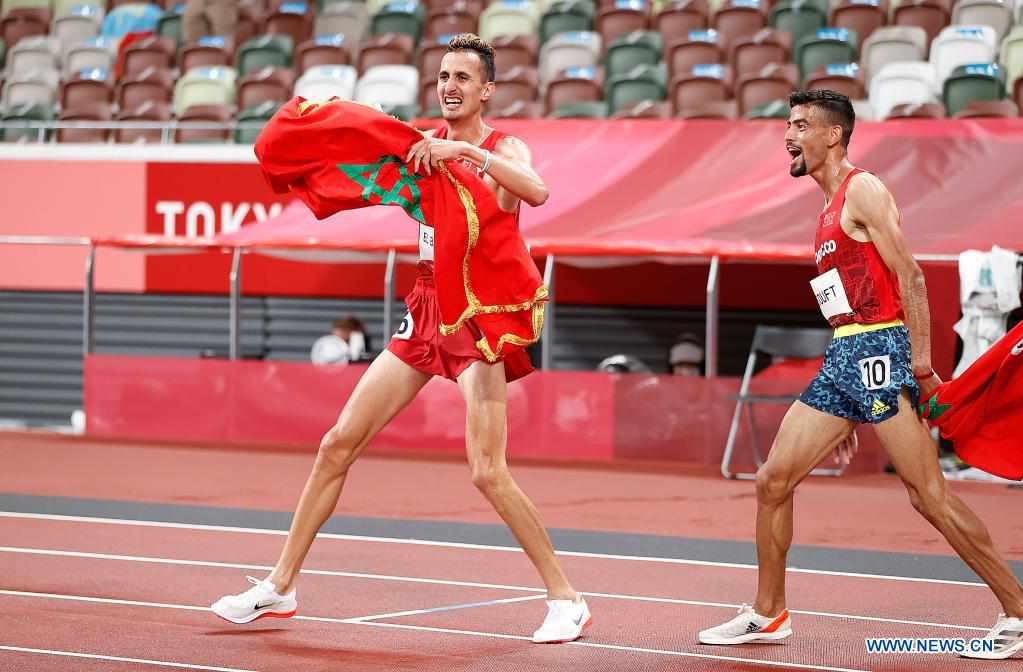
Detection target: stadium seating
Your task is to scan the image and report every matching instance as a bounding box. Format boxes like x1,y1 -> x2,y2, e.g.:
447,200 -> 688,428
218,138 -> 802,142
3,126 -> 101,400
954,98 -> 1017,117
891,0 -> 949,45
1,101 -> 52,142
371,1 -> 424,43
314,1 -> 369,46
357,32 -> 413,72
667,29 -> 724,80
1,9 -> 49,50
265,3 -> 315,48
61,66 -> 113,109
237,67 -> 294,110
596,0 -> 650,47
654,0 -> 709,47
5,35 -> 57,77
745,98 -> 789,117
540,0 -> 593,43
669,62 -> 733,116
117,66 -> 174,109
155,8 -> 182,47
2,66 -> 58,108
480,0 -> 539,43
115,99 -> 171,143
173,65 -> 238,115
1001,26 -> 1023,96
951,0 -> 1011,43
605,30 -> 662,77
734,61 -> 797,115
176,103 -> 233,143
942,62 -> 1004,116
713,0 -> 767,48
805,62 -> 865,98
885,100 -> 946,118
236,34 -> 293,76
929,24 -> 996,83
730,28 -> 790,78
52,6 -> 102,47
860,25 -> 926,82
548,99 -> 608,116
487,63 -> 539,108
544,64 -> 604,112
57,101 -> 111,142
425,5 -> 478,39
794,27 -> 858,80
605,62 -> 667,113
491,34 -> 539,74
829,0 -> 885,44
769,0 -> 826,51
294,63 -> 358,99
354,63 -> 418,108
539,30 -> 600,84
180,35 -> 233,74
869,60 -> 938,118
295,34 -> 351,76
235,100 -> 281,144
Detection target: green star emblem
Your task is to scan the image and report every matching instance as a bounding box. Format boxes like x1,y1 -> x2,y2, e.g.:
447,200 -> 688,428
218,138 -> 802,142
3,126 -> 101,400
919,394 -> 952,420
337,156 -> 425,223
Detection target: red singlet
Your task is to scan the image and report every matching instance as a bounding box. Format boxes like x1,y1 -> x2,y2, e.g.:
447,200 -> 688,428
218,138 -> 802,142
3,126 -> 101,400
811,168 -> 903,328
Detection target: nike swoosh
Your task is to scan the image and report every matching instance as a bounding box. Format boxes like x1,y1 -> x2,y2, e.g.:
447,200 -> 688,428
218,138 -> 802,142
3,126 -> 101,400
572,610 -> 586,626
254,600 -> 280,610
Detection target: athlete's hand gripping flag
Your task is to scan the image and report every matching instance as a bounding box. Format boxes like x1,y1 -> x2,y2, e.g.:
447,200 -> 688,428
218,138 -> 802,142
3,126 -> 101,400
918,321 -> 1023,480
253,97 -> 547,364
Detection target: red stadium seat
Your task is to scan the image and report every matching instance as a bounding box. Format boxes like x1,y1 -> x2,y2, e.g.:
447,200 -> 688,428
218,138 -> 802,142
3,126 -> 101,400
670,63 -> 734,116
885,100 -> 946,118
544,66 -> 605,114
179,38 -> 234,75
117,67 -> 174,111
730,28 -> 791,77
57,102 -> 112,143
294,38 -> 352,77
491,34 -> 539,74
712,0 -> 767,50
654,0 -> 709,46
735,61 -> 797,116
123,36 -> 176,80
175,103 -> 233,143
424,6 -> 479,39
830,0 -> 887,44
596,5 -> 650,47
486,65 -> 539,112
892,0 -> 950,46
237,67 -> 294,110
115,100 -> 172,144
666,33 -> 725,80
804,64 -> 865,99
357,33 -> 414,74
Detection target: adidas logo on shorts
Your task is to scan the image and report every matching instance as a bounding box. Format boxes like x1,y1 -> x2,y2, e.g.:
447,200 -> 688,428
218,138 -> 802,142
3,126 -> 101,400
871,398 -> 891,416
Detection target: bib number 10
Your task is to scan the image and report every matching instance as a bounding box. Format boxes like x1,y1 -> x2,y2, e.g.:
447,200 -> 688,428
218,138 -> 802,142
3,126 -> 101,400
858,355 -> 891,390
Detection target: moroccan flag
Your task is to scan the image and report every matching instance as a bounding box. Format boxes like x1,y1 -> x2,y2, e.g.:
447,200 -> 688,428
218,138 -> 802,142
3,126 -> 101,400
253,97 -> 547,364
919,321 -> 1023,480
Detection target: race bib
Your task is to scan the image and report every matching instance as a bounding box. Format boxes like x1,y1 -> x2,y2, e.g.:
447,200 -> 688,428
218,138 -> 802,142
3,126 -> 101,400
810,268 -> 853,320
394,312 -> 413,340
419,222 -> 434,261
858,354 -> 891,390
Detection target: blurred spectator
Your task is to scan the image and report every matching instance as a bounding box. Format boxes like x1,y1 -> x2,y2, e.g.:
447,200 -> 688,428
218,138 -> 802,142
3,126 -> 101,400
183,0 -> 239,44
311,317 -> 369,365
596,354 -> 650,374
668,333 -> 704,376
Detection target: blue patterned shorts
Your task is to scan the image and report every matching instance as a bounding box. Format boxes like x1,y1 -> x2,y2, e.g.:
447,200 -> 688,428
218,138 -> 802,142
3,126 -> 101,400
799,325 -> 920,424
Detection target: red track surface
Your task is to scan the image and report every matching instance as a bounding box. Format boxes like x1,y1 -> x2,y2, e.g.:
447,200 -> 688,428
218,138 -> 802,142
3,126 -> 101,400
2,433 -> 1022,671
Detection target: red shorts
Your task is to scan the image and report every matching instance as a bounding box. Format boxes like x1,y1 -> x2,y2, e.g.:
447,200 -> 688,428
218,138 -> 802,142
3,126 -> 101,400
387,262 -> 534,382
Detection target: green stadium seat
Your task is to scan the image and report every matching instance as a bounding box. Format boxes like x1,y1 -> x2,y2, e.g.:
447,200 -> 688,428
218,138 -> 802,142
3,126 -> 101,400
540,0 -> 594,44
236,34 -> 294,76
999,26 -> 1023,95
381,102 -> 419,120
370,1 -> 425,42
605,30 -> 662,77
156,11 -> 184,48
1,102 -> 53,142
745,98 -> 789,118
235,101 -> 281,144
549,100 -> 609,117
942,63 -> 1005,117
768,1 -> 826,52
794,27 -> 857,80
606,62 -> 667,113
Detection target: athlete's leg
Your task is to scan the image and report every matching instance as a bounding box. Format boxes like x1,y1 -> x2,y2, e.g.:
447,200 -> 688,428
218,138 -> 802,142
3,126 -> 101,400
753,402 -> 855,617
457,360 -> 576,600
876,390 -> 1023,617
268,351 -> 431,593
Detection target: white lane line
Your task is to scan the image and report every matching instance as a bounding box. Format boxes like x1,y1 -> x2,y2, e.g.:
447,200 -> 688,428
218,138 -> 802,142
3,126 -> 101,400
350,621 -> 872,672
346,594 -> 547,623
0,547 -> 990,632
0,511 -> 992,588
0,591 -> 868,672
0,645 -> 258,672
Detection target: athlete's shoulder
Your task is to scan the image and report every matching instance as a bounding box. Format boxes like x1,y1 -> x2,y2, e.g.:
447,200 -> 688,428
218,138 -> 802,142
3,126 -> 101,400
493,133 -> 532,160
847,169 -> 893,203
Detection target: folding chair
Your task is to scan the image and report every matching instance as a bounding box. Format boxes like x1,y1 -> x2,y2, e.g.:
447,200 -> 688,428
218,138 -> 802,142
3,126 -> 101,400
721,325 -> 844,480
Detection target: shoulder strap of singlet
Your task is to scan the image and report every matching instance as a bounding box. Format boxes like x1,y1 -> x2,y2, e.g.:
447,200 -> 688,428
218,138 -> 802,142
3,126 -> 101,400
431,125 -> 448,139
828,167 -> 864,211
480,129 -> 506,152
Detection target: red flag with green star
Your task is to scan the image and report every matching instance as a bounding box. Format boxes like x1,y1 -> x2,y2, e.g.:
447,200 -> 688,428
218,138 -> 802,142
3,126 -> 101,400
919,320 -> 1023,480
253,98 -> 546,370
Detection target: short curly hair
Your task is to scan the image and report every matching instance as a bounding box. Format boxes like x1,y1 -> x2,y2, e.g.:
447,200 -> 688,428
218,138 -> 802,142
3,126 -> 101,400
789,89 -> 855,147
446,33 -> 496,82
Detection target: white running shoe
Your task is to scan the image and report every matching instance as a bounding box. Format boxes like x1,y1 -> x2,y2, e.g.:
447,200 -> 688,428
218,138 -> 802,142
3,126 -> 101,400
532,597 -> 592,643
698,604 -> 792,645
961,613 -> 1023,659
210,576 -> 297,624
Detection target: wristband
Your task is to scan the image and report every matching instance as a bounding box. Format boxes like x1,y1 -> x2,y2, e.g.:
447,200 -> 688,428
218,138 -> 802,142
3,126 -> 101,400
481,149 -> 492,173
912,369 -> 935,381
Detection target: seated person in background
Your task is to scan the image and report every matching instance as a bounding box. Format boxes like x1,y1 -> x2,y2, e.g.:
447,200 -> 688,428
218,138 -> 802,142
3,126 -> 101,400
310,317 -> 369,365
596,354 -> 650,374
669,333 -> 704,376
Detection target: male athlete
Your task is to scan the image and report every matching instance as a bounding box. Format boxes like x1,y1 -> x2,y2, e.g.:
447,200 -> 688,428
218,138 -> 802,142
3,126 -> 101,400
698,89 -> 1023,660
212,34 -> 591,644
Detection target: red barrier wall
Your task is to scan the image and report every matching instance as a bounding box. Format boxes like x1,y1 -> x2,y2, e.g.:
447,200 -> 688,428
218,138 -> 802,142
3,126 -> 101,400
84,355 -> 889,473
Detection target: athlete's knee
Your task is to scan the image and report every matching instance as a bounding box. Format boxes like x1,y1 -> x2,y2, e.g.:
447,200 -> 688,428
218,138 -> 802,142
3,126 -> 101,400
316,425 -> 360,474
469,457 -> 510,494
756,463 -> 796,506
905,479 -> 948,521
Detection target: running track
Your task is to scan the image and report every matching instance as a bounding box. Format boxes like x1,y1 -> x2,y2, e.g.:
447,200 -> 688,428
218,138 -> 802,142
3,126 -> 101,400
2,432 -> 1021,671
